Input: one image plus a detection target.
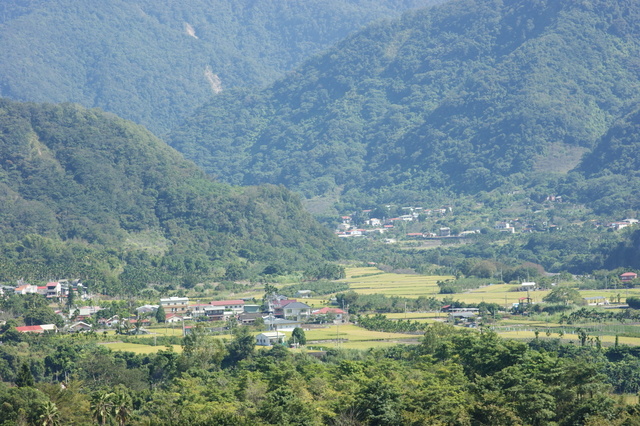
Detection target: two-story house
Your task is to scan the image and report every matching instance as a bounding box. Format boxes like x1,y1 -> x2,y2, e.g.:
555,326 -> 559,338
160,297 -> 190,314
281,301 -> 312,321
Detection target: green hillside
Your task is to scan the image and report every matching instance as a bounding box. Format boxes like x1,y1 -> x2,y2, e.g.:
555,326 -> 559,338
552,107 -> 640,215
0,0 -> 441,134
0,99 -> 341,294
169,0 -> 640,208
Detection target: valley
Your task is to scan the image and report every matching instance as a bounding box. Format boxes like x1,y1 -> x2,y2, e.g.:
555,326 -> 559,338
2,0 -> 640,424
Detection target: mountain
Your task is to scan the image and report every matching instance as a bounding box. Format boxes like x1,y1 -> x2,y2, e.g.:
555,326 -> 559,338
168,0 -> 640,209
0,98 -> 341,294
554,106 -> 640,215
0,0 -> 442,134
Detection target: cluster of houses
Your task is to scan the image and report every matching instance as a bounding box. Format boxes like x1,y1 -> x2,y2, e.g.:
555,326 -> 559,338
158,296 -> 348,328
2,279 -> 85,299
495,217 -> 640,234
336,206 -> 452,238
607,218 -> 639,231
159,296 -> 349,347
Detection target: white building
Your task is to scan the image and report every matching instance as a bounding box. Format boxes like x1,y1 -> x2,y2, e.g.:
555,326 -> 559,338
256,331 -> 286,346
160,297 -> 190,314
14,284 -> 38,295
209,299 -> 245,315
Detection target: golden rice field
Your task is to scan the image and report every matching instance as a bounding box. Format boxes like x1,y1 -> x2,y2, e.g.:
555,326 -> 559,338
304,323 -> 417,342
102,342 -> 183,354
340,267 -> 640,310
341,266 -> 450,298
385,312 -> 441,320
102,323 -> 420,353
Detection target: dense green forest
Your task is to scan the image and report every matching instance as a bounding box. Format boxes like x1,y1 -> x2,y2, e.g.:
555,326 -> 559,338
0,0 -> 442,134
2,324 -> 640,425
0,99 -> 341,294
168,0 -> 640,213
558,108 -> 640,215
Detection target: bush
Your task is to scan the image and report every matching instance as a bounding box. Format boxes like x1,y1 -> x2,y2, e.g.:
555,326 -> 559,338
627,297 -> 640,309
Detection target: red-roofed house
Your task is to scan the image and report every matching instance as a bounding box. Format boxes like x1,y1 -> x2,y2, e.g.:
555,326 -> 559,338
165,314 -> 184,323
15,324 -> 58,333
14,284 -> 38,295
98,315 -> 120,327
620,272 -> 638,282
46,282 -> 62,298
127,318 -> 151,326
16,325 -> 46,333
312,307 -> 348,323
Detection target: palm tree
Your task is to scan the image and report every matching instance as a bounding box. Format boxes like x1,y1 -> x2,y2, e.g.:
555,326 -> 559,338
38,401 -> 60,426
91,391 -> 114,425
112,389 -> 132,426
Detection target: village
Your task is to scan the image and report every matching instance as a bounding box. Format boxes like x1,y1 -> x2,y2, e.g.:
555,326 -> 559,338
2,281 -> 350,347
335,204 -> 640,240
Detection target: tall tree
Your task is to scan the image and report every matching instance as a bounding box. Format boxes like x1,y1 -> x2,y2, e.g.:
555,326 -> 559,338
66,287 -> 75,314
15,362 -> 35,387
155,305 -> 166,323
222,326 -> 255,368
291,327 -> 306,346
111,388 -> 132,426
38,401 -> 60,426
543,287 -> 583,305
90,391 -> 114,426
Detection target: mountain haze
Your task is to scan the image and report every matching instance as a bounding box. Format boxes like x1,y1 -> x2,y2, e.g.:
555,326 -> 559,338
0,0 -> 442,134
169,0 -> 640,208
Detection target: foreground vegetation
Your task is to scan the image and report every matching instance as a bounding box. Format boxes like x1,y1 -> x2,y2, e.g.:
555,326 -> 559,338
4,324 -> 640,425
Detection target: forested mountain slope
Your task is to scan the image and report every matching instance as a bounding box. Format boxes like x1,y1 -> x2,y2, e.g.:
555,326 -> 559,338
169,0 -> 640,207
0,99 -> 340,294
0,0 -> 441,134
557,106 -> 640,215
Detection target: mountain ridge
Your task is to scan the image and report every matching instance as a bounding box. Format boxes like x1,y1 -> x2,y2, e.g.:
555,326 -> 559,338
0,98 -> 341,293
0,0 -> 442,134
168,0 -> 640,209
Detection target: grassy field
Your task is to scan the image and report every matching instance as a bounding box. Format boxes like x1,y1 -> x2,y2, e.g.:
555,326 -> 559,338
342,267 -> 450,298
311,340 -> 419,350
385,312 -> 442,319
336,267 -> 640,346
340,267 -> 640,309
101,324 -> 419,353
102,342 -> 183,354
304,324 -> 417,341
